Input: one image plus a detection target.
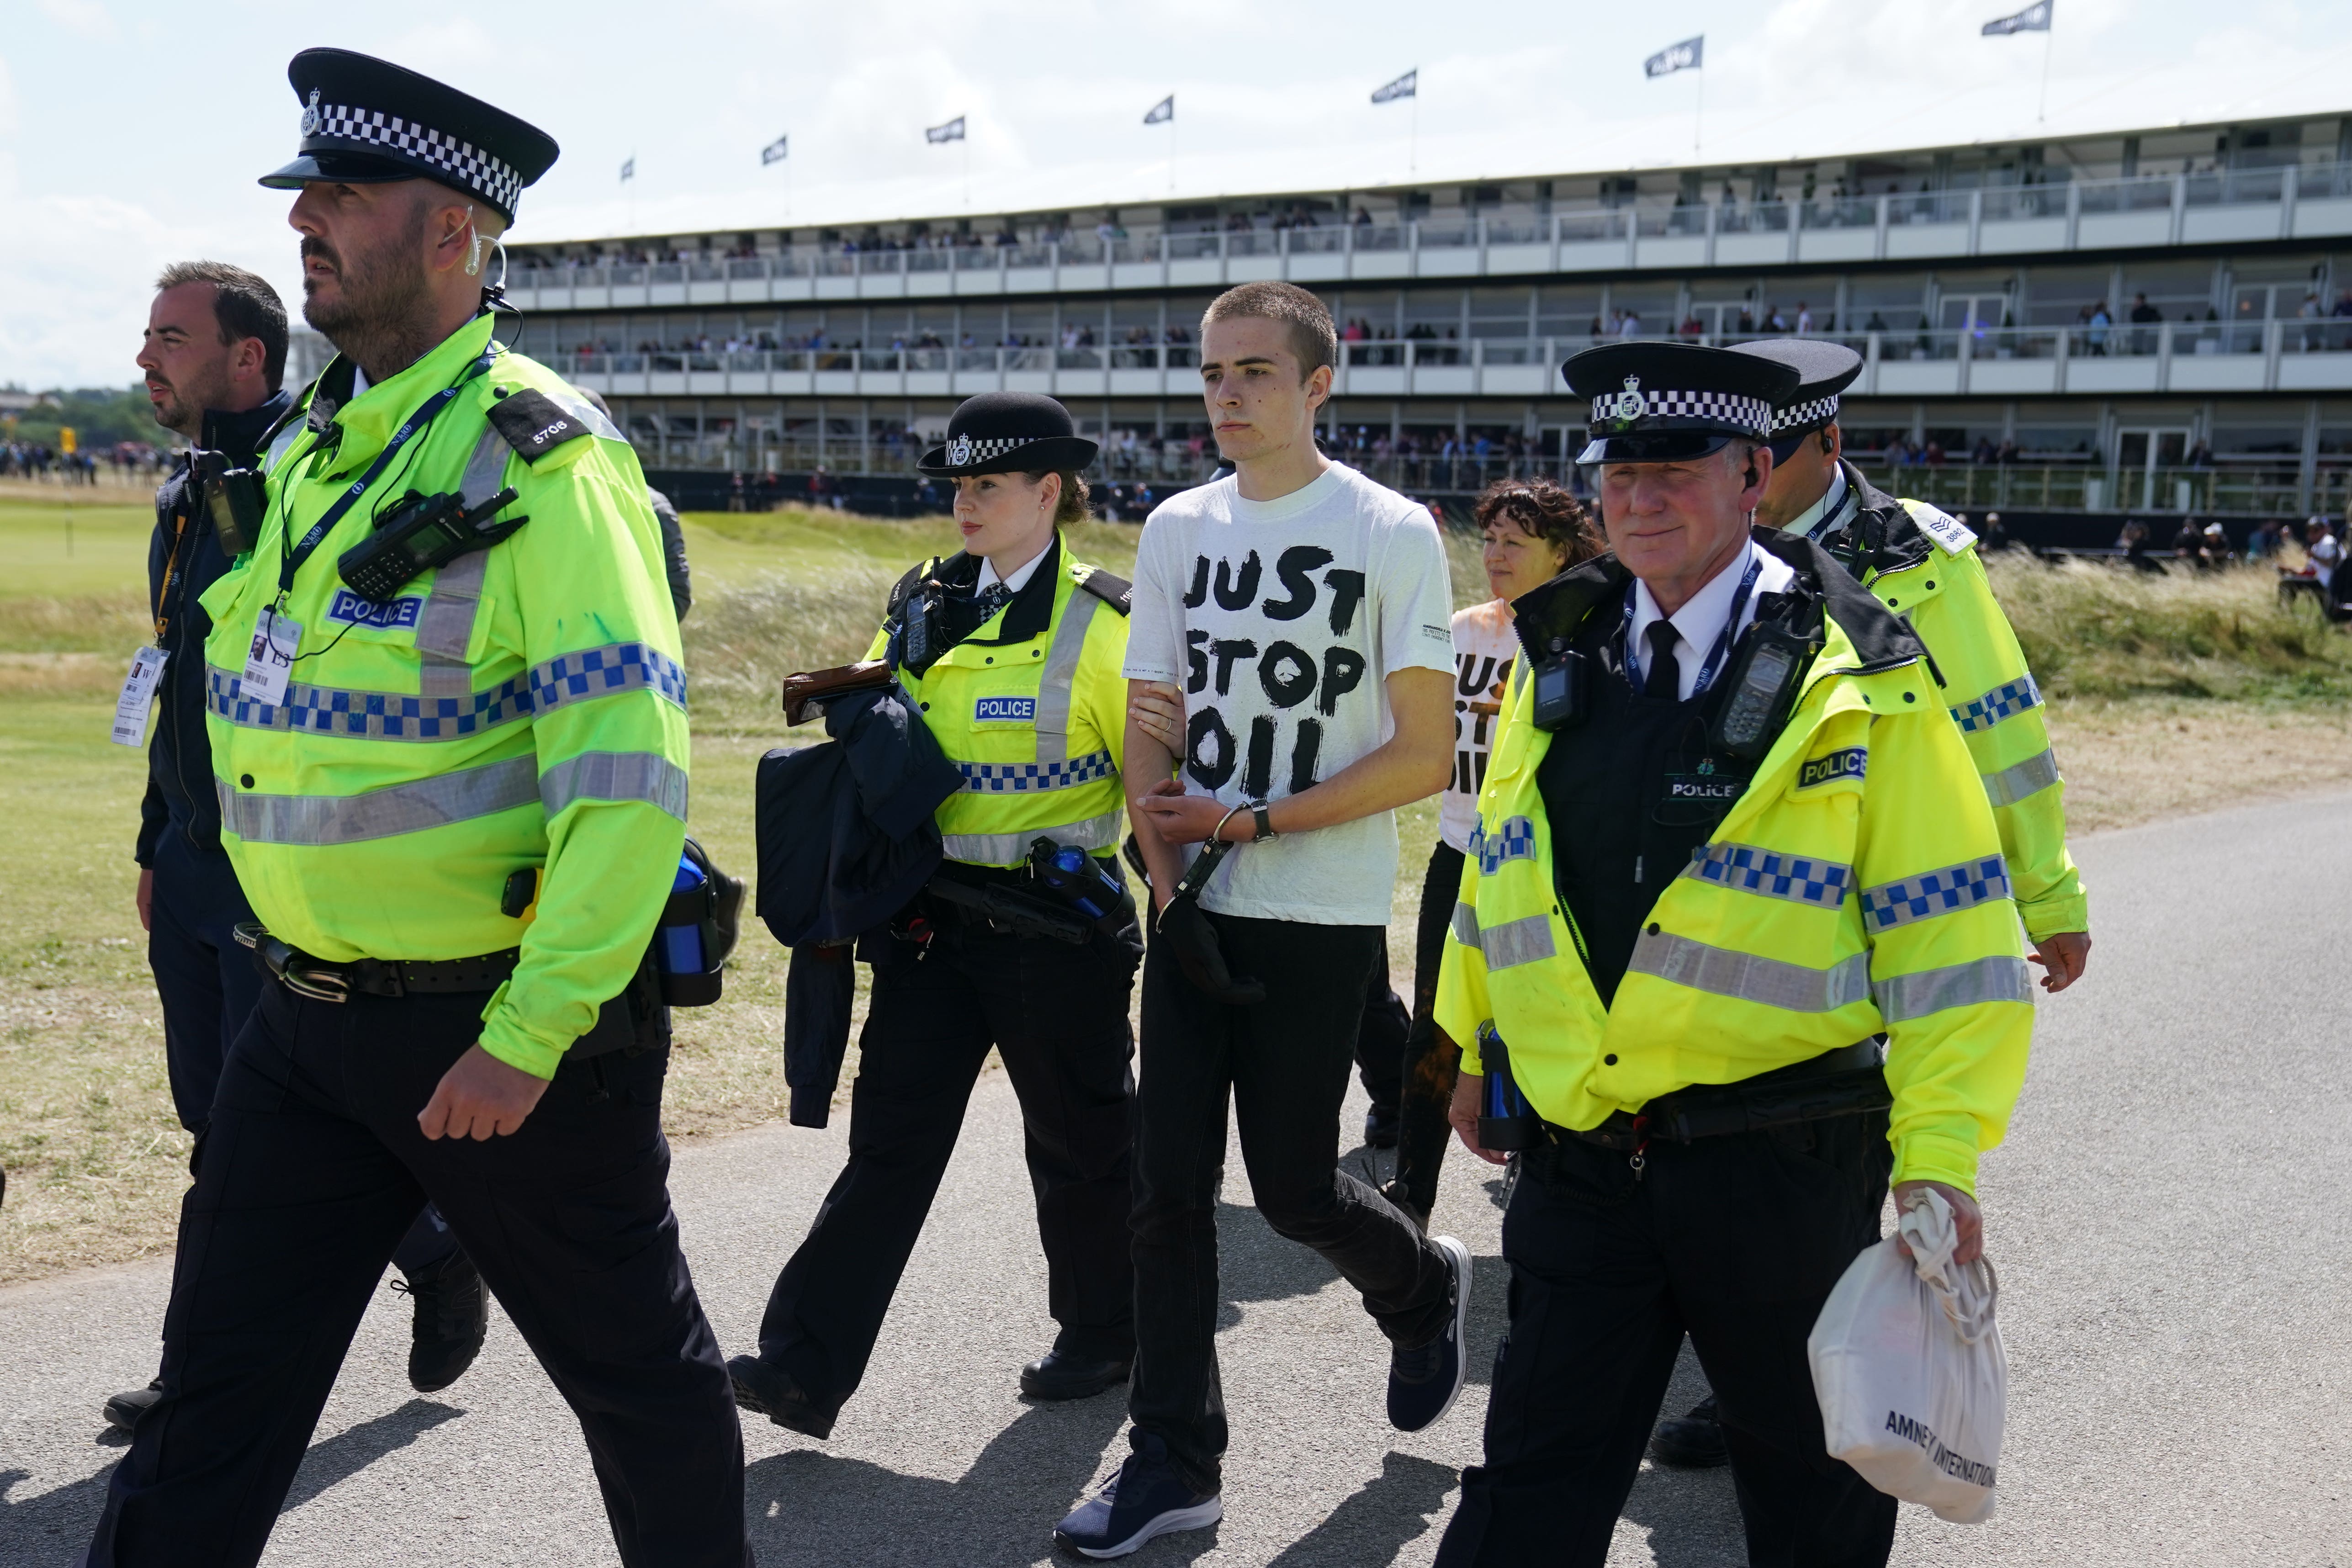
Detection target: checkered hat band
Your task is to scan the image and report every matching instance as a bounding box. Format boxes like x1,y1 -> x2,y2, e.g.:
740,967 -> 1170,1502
947,436 -> 1041,462
1771,394 -> 1841,434
1591,389 -> 1772,436
313,104 -> 523,215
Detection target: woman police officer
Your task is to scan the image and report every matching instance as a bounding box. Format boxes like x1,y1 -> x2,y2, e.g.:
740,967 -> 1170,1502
729,392 -> 1143,1438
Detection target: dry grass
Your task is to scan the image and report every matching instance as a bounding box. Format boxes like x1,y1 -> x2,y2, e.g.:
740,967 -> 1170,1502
7,516 -> 2352,1283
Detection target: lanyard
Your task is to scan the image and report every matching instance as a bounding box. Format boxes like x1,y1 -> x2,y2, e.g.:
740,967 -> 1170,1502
1620,551 -> 1764,699
153,481 -> 191,643
274,347 -> 497,603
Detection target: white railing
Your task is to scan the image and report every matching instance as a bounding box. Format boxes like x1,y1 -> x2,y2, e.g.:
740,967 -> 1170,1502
506,160 -> 2352,297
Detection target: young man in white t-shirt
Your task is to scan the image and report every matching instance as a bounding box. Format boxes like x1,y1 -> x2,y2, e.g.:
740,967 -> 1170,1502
1052,282 -> 1469,1559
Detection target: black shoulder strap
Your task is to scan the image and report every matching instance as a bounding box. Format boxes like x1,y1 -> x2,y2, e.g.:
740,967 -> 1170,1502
485,387 -> 592,465
1078,567 -> 1133,616
886,558 -> 936,618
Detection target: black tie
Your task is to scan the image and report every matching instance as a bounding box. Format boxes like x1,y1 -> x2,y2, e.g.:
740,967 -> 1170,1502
1642,621 -> 1682,700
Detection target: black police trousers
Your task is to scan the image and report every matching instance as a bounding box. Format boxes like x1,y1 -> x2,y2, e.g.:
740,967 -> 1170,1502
1436,1109 -> 1897,1568
1130,914 -> 1455,1496
754,917 -> 1138,1416
1388,841 -> 1467,1219
145,829 -> 261,1135
85,978 -> 749,1568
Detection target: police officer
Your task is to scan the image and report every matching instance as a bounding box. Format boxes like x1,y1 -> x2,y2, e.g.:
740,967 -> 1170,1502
728,392 -> 1141,1438
1644,336 -> 2095,1470
109,263 -> 488,1435
1430,342 -> 2034,1566
85,50 -> 745,1567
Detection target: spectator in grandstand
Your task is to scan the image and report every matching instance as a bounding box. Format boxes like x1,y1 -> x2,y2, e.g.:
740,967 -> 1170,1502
2305,518 -> 2342,589
1795,301 -> 1813,334
2249,517 -> 2286,559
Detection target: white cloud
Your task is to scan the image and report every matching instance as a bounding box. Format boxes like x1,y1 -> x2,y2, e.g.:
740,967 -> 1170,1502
36,0 -> 118,43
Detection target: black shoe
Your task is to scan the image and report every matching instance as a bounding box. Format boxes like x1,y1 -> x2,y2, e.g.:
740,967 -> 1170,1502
1649,1394 -> 1730,1468
1019,1345 -> 1133,1402
1053,1435 -> 1222,1559
102,1377 -> 163,1434
394,1249 -> 487,1394
1388,1235 -> 1470,1432
1363,1103 -> 1401,1149
727,1354 -> 836,1440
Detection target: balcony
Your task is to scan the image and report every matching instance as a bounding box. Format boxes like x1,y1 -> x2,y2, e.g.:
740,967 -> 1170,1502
507,162 -> 2352,310
549,319 -> 2352,405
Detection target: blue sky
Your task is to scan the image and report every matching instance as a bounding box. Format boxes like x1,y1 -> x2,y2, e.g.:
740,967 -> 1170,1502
3,0 -> 2343,388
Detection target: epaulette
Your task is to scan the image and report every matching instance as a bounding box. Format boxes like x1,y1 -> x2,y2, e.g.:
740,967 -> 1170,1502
485,387 -> 594,464
1078,567 -> 1133,616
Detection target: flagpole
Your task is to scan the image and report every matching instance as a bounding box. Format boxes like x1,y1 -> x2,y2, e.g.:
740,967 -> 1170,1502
2038,21 -> 2053,122
1694,67 -> 1704,151
1168,113 -> 1177,195
1410,89 -> 1419,176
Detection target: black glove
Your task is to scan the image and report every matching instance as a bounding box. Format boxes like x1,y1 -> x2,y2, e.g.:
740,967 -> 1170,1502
1155,895 -> 1265,1005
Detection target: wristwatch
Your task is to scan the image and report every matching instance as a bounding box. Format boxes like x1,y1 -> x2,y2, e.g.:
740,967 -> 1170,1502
1248,799 -> 1277,843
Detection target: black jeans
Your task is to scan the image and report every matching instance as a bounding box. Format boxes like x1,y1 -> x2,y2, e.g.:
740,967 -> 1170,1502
1129,912 -> 1454,1495
1391,842 -> 1467,1218
757,917 -> 1137,1414
1436,1111 -> 1897,1568
86,978 -> 748,1568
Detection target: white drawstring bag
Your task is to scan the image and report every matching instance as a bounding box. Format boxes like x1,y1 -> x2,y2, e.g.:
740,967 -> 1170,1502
1806,1187 -> 2007,1524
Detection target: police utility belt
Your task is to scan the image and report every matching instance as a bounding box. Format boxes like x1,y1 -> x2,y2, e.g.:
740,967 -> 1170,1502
1558,1039 -> 1890,1150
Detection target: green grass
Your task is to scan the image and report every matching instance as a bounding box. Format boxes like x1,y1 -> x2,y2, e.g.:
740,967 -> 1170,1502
0,497 -> 154,601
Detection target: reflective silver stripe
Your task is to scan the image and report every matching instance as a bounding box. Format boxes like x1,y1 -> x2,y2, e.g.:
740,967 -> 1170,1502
1629,930 -> 1873,1013
942,807 -> 1123,865
217,753 -> 538,845
411,428 -> 514,692
1481,912 -> 1556,971
1982,748 -> 2061,808
1032,583 -> 1103,764
1874,955 -> 2033,1022
1682,841 -> 1853,909
539,750 -> 689,820
1451,901 -> 1482,950
207,662 -> 533,741
546,389 -> 625,443
1860,856 -> 2011,933
1949,673 -> 2042,735
262,417 -> 306,475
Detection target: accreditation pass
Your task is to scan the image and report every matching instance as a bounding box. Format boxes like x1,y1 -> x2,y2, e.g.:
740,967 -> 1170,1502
240,607 -> 302,707
109,646 -> 169,747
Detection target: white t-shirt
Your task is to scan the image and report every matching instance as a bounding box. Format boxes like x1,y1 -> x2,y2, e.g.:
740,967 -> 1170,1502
1126,461 -> 1456,924
2310,534 -> 2341,589
1440,599 -> 1519,853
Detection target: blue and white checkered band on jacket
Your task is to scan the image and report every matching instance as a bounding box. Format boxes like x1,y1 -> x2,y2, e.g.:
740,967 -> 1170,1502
1590,386 -> 1772,439
305,101 -> 524,216
1771,392 -> 1842,434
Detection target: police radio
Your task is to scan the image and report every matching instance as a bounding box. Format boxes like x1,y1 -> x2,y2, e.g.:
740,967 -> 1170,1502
190,449 -> 267,557
336,487 -> 527,603
1705,593 -> 1822,761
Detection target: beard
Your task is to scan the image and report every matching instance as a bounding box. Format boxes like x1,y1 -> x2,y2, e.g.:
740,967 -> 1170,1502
148,364 -> 233,441
301,201 -> 438,380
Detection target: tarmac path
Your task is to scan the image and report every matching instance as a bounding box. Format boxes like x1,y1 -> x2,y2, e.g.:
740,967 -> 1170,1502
2,790 -> 2347,1566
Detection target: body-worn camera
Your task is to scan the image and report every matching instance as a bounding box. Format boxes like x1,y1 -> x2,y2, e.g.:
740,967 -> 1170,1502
1528,646 -> 1589,732
190,449 -> 267,557
338,486 -> 526,603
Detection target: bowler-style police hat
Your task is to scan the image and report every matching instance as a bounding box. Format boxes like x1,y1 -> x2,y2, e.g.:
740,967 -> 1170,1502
1563,341 -> 1799,465
258,49 -> 560,227
1732,339 -> 1865,463
918,392 -> 1099,478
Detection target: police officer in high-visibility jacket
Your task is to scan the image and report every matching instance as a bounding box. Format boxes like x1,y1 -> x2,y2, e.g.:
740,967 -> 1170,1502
1429,342 -> 2033,1568
85,50 -> 746,1568
729,393 -> 1141,1440
1644,335 -> 2094,1471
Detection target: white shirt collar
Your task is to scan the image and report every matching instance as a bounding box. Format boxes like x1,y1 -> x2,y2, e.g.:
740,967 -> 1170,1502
1626,538 -> 1797,702
1783,467 -> 1853,540
976,539 -> 1052,594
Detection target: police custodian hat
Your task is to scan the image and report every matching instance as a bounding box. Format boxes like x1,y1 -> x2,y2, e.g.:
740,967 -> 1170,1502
917,392 -> 1100,478
1563,341 -> 1800,464
258,48 -> 560,227
1732,338 -> 1865,459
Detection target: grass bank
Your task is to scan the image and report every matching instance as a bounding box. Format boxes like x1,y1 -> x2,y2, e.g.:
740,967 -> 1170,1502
1,509 -> 2345,1282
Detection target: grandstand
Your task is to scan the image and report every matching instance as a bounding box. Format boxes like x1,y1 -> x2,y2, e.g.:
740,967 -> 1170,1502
487,110 -> 2352,535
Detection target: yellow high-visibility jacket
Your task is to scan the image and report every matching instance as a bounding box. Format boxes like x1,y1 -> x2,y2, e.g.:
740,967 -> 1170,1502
1818,464 -> 2087,939
1435,531 -> 2033,1194
200,314 -> 687,1080
868,537 -> 1131,868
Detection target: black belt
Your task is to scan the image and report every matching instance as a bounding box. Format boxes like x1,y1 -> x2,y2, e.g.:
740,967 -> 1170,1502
1555,1039 -> 1890,1151
235,921 -> 519,1003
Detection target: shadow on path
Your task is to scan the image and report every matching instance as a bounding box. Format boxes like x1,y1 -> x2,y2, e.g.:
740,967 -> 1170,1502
1262,1450 -> 1459,1568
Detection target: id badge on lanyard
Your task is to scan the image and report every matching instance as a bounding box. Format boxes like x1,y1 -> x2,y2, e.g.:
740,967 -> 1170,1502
240,607 -> 303,706
110,646 -> 169,747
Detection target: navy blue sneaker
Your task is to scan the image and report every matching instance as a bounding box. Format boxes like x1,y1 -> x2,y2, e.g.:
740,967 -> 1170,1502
1053,1435 -> 1221,1559
1387,1234 -> 1470,1432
